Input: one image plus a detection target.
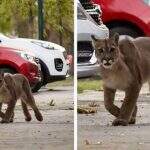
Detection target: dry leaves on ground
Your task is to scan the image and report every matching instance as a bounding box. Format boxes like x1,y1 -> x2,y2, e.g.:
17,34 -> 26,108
77,106 -> 97,114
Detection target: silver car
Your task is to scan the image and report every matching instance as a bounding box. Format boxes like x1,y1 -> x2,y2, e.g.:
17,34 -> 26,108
77,1 -> 109,78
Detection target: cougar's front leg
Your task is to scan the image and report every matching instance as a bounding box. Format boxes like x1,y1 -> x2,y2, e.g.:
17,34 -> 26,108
9,112 -> 15,123
121,98 -> 137,124
104,86 -> 120,118
112,84 -> 141,126
1,74 -> 17,123
148,81 -> 150,93
129,105 -> 137,124
0,103 -> 5,118
0,103 -> 13,122
1,100 -> 17,123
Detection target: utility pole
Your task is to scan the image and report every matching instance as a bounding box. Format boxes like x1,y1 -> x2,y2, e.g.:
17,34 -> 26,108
57,0 -> 63,46
38,0 -> 44,40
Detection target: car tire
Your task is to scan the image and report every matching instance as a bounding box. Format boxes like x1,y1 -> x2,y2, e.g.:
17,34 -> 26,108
110,26 -> 141,38
31,71 -> 44,93
0,67 -> 16,74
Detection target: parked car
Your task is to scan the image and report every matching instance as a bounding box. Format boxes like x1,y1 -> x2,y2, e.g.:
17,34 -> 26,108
0,46 -> 41,89
77,1 -> 109,78
93,0 -> 150,37
0,34 -> 69,92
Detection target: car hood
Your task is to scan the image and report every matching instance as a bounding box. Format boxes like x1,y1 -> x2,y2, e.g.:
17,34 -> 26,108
17,38 -> 66,52
0,45 -> 36,57
0,33 -> 66,52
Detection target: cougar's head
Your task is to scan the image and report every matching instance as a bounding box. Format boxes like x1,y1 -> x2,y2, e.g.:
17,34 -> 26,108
92,33 -> 120,69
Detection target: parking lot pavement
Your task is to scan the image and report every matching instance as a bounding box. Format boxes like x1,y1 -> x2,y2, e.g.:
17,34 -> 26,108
78,83 -> 150,150
0,86 -> 74,150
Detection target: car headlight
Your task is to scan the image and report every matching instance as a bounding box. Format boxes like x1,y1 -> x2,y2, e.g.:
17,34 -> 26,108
16,51 -> 35,63
22,53 -> 35,62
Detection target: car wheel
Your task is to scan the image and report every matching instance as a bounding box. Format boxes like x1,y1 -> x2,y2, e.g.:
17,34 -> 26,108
110,26 -> 142,38
0,67 -> 43,93
0,67 -> 16,74
31,71 -> 44,93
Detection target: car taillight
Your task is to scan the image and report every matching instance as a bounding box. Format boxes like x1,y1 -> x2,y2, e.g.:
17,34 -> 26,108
67,55 -> 73,65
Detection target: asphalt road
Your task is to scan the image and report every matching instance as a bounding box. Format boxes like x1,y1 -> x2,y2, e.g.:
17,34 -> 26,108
78,83 -> 150,150
0,86 -> 74,150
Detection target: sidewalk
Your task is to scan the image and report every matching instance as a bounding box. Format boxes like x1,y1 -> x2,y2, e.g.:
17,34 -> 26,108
78,83 -> 150,150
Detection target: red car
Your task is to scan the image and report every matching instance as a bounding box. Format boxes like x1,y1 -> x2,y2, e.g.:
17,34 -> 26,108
93,0 -> 150,37
0,46 -> 41,87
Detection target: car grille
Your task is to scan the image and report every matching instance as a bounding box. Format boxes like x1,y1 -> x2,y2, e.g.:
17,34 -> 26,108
54,58 -> 63,72
90,14 -> 101,25
79,0 -> 102,25
78,41 -> 94,63
79,0 -> 95,9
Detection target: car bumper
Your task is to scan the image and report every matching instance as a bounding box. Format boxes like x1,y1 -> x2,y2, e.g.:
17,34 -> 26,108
47,75 -> 66,82
40,53 -> 69,77
78,63 -> 99,78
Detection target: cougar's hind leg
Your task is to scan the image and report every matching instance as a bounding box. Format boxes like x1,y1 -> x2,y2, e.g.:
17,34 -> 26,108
9,111 -> 14,123
21,97 -> 32,122
27,95 -> 43,122
112,84 -> 141,126
22,78 -> 43,121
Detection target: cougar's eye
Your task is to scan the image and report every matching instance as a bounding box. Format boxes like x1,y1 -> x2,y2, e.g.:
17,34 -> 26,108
110,47 -> 115,52
98,48 -> 104,53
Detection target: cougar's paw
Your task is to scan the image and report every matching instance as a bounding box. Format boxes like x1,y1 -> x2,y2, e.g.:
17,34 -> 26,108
9,118 -> 14,123
35,113 -> 43,122
1,119 -> 10,124
129,118 -> 136,124
112,118 -> 128,126
25,116 -> 32,122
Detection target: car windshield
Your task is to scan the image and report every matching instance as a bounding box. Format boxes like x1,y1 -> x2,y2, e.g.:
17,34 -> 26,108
0,33 -> 10,39
143,0 -> 150,5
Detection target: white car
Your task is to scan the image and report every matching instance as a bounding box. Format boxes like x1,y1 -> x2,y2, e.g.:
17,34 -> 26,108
0,34 -> 69,92
77,1 -> 109,78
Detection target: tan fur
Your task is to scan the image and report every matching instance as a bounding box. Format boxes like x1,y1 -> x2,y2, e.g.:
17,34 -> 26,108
0,72 -> 43,123
92,33 -> 150,126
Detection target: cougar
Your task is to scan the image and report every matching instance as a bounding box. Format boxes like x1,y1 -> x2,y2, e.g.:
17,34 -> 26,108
92,33 -> 150,126
0,72 -> 43,123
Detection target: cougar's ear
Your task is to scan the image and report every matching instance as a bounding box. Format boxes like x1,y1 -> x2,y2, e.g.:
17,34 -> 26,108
91,35 -> 98,42
91,35 -> 100,48
112,33 -> 119,46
